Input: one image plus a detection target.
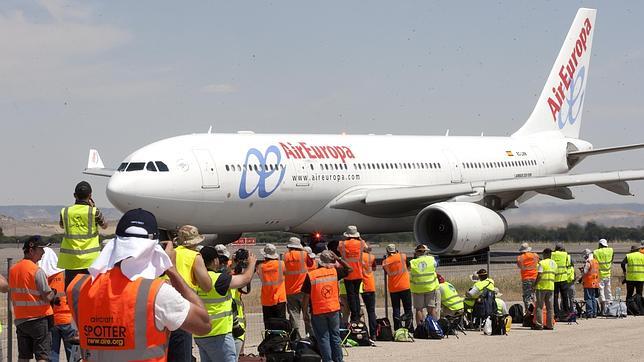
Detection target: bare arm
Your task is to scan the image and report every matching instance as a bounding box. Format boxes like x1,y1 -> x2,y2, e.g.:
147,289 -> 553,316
0,274 -> 8,293
230,254 -> 257,290
192,254 -> 213,292
334,254 -> 353,274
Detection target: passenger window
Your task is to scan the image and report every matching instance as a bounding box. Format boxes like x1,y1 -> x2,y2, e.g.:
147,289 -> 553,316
155,162 -> 169,172
126,162 -> 145,171
225,165 -> 230,171
117,163 -> 128,172
146,162 -> 157,172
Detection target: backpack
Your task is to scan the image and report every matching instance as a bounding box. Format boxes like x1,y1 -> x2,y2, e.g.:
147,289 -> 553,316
394,328 -> 414,342
473,287 -> 497,319
522,302 -> 535,328
423,315 -> 444,340
490,315 -> 512,335
508,304 -> 524,324
258,330 -> 291,356
556,310 -> 578,324
604,301 -> 627,317
627,297 -> 642,316
294,339 -> 321,362
375,318 -> 394,341
412,324 -> 428,339
348,321 -> 371,346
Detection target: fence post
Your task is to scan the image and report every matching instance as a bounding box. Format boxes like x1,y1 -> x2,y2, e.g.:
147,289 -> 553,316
486,250 -> 491,275
7,257 -> 12,362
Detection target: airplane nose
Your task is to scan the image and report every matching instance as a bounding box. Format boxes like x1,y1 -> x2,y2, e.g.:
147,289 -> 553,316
106,174 -> 140,212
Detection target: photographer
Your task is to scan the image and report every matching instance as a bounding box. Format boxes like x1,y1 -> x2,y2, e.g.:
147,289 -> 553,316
230,247 -> 251,357
196,246 -> 256,362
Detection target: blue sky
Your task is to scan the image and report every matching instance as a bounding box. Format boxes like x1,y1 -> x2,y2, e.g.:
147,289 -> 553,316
1,1 -> 643,206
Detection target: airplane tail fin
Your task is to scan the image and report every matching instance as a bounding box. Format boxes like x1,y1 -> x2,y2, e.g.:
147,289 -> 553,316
513,8 -> 596,139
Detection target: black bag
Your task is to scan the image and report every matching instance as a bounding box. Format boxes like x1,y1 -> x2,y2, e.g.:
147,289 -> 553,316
266,318 -> 294,333
491,315 -> 511,335
294,339 -> 321,362
635,294 -> 644,313
258,331 -> 290,356
473,288 -> 497,318
265,351 -> 295,362
348,321 -> 371,346
375,318 -> 394,341
556,310 -> 577,323
522,302 -> 535,328
508,304 -> 524,324
627,297 -> 642,316
413,324 -> 428,339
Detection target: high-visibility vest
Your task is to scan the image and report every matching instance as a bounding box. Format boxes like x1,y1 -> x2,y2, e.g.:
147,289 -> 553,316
308,267 -> 340,315
593,247 -> 614,278
464,278 -> 495,307
382,253 -> 410,293
58,204 -> 100,270
536,259 -> 557,291
495,298 -> 505,315
517,252 -> 539,281
67,268 -> 168,361
48,272 -> 72,326
9,259 -> 54,320
626,251 -> 644,282
566,255 -> 575,283
257,260 -> 286,306
231,289 -> 245,341
338,239 -> 366,280
551,251 -> 569,282
409,255 -> 438,293
582,259 -> 600,289
361,252 -> 376,293
439,281 -> 464,311
196,271 -> 233,338
174,246 -> 198,290
284,250 -> 308,295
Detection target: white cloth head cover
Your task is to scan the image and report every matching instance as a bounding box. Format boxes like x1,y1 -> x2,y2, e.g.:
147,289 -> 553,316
89,235 -> 172,281
38,247 -> 64,277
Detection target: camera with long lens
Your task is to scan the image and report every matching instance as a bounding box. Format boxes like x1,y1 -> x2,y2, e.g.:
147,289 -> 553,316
232,248 -> 249,274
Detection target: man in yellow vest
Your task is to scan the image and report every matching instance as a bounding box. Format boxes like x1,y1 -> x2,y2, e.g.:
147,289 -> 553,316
534,248 -> 557,330
9,236 -> 55,362
464,269 -> 495,312
621,245 -> 644,300
437,274 -> 464,317
195,246 -> 256,362
410,244 -> 440,325
593,238 -> 614,313
167,225 -> 213,362
58,181 -> 108,287
551,242 -> 571,316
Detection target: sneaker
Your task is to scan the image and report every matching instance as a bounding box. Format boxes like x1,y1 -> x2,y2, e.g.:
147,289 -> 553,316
544,326 -> 554,330
531,325 -> 543,330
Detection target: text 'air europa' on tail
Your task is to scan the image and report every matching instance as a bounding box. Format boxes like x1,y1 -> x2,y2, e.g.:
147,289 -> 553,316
513,8 -> 596,139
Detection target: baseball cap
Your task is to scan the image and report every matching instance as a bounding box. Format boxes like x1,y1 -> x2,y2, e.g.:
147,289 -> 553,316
599,238 -> 608,247
23,235 -> 51,251
214,244 -> 231,259
115,208 -> 158,240
415,244 -> 429,253
74,181 -> 92,198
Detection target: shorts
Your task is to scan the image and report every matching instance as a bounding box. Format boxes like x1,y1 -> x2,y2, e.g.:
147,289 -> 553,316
16,317 -> 52,361
412,289 -> 441,310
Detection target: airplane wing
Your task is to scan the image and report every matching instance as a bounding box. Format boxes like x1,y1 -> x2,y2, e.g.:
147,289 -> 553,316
83,149 -> 114,177
331,169 -> 644,215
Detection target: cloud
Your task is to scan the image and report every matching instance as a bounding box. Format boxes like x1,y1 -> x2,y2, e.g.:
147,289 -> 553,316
201,83 -> 238,94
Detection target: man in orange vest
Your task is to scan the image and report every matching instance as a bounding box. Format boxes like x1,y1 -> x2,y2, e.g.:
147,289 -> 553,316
516,242 -> 539,310
9,236 -> 55,362
382,243 -> 413,330
302,250 -> 352,362
168,225 -> 213,362
257,243 -> 287,329
580,249 -> 600,318
38,246 -> 75,362
361,246 -> 377,338
283,237 -> 313,337
67,208 -> 210,361
337,225 -> 368,323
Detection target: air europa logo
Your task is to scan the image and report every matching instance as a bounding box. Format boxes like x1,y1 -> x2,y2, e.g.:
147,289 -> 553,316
547,17 -> 592,126
239,145 -> 286,199
279,142 -> 355,164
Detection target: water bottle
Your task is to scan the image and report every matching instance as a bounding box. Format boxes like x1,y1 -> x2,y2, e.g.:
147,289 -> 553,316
615,287 -> 621,301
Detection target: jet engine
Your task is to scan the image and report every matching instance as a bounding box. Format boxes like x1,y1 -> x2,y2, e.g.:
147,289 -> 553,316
413,202 -> 507,255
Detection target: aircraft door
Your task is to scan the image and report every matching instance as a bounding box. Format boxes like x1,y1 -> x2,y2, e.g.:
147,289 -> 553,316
193,149 -> 220,188
442,149 -> 463,183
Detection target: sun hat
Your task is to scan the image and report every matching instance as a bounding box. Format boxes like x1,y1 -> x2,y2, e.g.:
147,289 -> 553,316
343,225 -> 360,238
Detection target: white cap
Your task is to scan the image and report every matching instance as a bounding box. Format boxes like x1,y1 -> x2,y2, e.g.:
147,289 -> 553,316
599,238 -> 608,247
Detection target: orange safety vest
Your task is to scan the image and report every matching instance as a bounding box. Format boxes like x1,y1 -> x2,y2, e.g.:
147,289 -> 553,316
361,252 -> 376,293
258,260 -> 286,306
338,239 -> 366,280
284,250 -> 308,295
382,253 -> 410,293
583,259 -> 600,289
48,272 -> 72,326
517,252 -> 539,281
67,267 -> 169,361
308,267 -> 340,315
9,259 -> 54,320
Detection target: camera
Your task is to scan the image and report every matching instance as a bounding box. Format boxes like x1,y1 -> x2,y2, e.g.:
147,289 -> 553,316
232,248 -> 249,274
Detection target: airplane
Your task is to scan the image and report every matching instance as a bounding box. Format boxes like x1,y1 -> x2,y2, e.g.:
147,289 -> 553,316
84,8 -> 644,256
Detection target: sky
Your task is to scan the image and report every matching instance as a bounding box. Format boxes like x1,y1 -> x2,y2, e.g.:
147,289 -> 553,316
1,0 -> 643,207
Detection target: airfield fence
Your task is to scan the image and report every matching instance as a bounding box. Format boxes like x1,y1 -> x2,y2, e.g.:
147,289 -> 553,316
0,251 -> 628,361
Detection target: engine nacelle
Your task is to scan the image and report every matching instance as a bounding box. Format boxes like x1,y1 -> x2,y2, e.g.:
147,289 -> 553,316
414,202 -> 507,255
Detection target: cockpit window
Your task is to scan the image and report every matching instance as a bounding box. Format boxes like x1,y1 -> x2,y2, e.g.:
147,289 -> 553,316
126,162 -> 145,171
117,163 -> 128,172
155,161 -> 169,172
146,162 -> 158,172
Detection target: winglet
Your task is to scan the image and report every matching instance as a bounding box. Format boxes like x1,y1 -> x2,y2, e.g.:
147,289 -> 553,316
84,149 -> 114,177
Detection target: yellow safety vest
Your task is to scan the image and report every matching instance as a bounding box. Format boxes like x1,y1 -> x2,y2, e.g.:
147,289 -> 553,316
439,282 -> 464,311
464,278 -> 495,308
626,251 -> 644,282
566,255 -> 575,283
231,289 -> 246,341
409,255 -> 438,293
495,298 -> 505,315
593,247 -> 614,278
196,271 -> 233,338
551,251 -> 569,283
175,246 -> 198,290
58,204 -> 100,269
536,259 -> 556,291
